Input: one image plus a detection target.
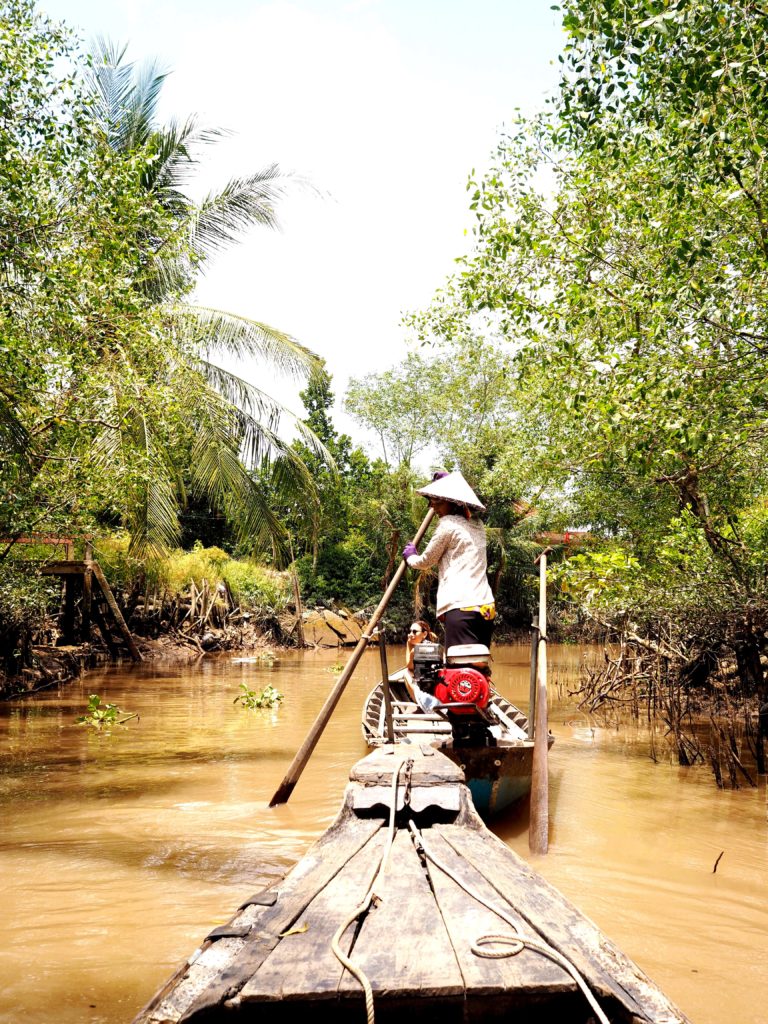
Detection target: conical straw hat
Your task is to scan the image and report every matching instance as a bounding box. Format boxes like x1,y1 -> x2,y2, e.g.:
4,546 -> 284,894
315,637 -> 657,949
416,471 -> 485,511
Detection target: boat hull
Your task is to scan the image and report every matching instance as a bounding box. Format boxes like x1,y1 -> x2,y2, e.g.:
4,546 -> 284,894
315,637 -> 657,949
132,746 -> 691,1024
362,679 -> 544,817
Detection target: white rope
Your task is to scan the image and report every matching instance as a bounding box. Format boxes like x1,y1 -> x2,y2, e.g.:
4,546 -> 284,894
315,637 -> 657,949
330,757 -> 412,1024
407,821 -> 612,1024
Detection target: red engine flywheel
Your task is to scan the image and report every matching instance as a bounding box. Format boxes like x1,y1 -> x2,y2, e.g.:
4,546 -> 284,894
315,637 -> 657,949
435,667 -> 490,709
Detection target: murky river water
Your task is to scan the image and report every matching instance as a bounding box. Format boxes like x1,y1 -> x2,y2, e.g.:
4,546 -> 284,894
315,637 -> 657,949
0,644 -> 766,1024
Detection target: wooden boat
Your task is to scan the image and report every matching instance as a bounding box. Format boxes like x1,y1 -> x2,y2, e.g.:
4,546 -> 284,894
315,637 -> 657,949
362,670 -> 551,817
132,745 -> 690,1024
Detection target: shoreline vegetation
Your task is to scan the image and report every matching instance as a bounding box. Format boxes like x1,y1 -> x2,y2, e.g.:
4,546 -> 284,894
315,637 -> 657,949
3,538 -> 765,793
2,2 -> 768,796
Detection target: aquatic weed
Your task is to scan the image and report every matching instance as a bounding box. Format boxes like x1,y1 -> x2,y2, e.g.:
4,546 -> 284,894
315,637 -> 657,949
233,682 -> 284,710
76,694 -> 138,730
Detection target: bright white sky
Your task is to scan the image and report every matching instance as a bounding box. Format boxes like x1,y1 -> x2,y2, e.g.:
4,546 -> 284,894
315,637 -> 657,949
41,0 -> 562,448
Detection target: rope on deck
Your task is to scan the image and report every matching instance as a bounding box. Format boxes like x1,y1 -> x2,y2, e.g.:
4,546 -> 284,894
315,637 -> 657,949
407,821 -> 612,1024
330,756 -> 414,1024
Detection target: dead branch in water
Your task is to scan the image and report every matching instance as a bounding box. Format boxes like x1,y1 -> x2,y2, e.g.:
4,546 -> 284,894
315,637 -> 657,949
575,621 -> 763,787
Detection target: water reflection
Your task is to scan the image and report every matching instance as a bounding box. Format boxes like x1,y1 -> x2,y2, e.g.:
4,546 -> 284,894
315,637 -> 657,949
0,643 -> 765,1024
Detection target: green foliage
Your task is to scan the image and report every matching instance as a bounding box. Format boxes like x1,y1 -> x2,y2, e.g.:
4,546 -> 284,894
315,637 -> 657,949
233,682 -> 283,709
294,532 -> 384,608
76,693 -> 138,729
92,533 -> 146,591
220,560 -> 289,612
407,0 -> 768,653
552,548 -> 642,612
0,10 -> 326,606
96,535 -> 290,611
0,563 -> 59,669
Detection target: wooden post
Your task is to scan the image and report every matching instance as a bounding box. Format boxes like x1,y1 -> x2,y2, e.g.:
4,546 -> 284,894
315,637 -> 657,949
90,562 -> 143,662
529,547 -> 552,855
378,627 -> 394,743
291,569 -> 305,648
61,576 -> 76,645
269,508 -> 435,807
527,622 -> 539,740
81,565 -> 92,643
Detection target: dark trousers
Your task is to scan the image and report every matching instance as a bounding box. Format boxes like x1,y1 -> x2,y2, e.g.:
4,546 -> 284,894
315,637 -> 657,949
442,608 -> 494,650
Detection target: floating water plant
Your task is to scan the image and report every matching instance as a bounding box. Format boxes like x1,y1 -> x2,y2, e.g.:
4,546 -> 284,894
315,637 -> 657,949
233,682 -> 284,710
76,694 -> 138,730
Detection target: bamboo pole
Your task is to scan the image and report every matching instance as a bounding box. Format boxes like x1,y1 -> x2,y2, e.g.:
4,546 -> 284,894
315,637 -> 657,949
529,546 -> 552,854
269,508 -> 435,807
527,622 -> 539,740
378,627 -> 395,743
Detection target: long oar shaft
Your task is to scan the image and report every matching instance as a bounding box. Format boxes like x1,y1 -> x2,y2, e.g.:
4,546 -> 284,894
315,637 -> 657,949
529,546 -> 551,854
268,508 -> 435,807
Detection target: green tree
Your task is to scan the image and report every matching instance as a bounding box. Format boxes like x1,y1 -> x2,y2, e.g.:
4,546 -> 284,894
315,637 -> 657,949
0,1 -> 179,551
80,38 -> 329,557
414,0 -> 768,679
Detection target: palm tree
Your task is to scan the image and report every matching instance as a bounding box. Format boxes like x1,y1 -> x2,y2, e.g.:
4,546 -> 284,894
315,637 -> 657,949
85,38 -> 330,559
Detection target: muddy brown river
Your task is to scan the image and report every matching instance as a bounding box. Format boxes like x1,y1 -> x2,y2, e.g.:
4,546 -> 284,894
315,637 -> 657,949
0,643 -> 765,1024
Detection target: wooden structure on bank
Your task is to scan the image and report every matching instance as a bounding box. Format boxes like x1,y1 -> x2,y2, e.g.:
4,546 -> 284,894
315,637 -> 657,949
132,746 -> 690,1024
7,535 -> 142,661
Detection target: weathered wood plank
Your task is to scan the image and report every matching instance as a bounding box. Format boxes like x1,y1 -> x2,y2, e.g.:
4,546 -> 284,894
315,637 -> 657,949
435,824 -> 691,1024
91,561 -> 143,661
81,565 -> 92,642
337,829 -> 464,999
421,829 -> 575,998
350,744 -> 464,788
240,829 -> 391,1002
40,560 -> 88,574
149,813 -> 385,1023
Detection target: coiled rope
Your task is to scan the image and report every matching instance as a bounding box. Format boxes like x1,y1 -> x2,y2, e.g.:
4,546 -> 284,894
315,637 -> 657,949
330,763 -> 610,1024
330,757 -> 413,1024
407,820 -> 612,1024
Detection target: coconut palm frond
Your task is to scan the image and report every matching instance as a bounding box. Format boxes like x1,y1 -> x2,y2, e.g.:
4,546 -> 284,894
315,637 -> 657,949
88,37 -> 168,152
80,39 -> 325,557
115,411 -> 182,556
190,165 -> 288,256
189,417 -> 292,561
233,401 -> 336,484
142,117 -> 228,202
128,469 -> 181,558
193,362 -> 283,433
88,423 -> 123,469
292,418 -> 340,476
171,305 -> 321,379
88,37 -> 134,138
189,418 -> 246,505
0,395 -> 31,463
233,475 -> 291,563
126,59 -> 171,148
148,258 -> 191,301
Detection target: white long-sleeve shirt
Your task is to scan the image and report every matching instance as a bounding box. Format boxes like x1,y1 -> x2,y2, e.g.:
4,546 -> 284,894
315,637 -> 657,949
405,514 -> 494,617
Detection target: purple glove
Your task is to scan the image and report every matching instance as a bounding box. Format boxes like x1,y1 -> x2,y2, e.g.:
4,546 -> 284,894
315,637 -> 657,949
403,543 -> 418,561
432,470 -> 449,480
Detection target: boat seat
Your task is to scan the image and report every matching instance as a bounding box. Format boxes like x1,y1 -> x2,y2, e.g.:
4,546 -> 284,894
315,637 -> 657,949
386,678 -> 412,703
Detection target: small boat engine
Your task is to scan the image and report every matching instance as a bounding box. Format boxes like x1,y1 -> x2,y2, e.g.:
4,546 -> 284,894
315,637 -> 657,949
412,641 -> 494,747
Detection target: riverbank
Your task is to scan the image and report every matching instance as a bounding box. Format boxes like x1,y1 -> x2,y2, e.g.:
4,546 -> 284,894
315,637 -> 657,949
0,622 -> 279,700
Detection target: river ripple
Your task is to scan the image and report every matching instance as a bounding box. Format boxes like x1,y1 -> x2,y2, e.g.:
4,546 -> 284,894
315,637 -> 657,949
0,644 -> 765,1024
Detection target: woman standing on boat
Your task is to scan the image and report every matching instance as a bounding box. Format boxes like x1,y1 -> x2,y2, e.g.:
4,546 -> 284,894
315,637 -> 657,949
402,471 -> 495,651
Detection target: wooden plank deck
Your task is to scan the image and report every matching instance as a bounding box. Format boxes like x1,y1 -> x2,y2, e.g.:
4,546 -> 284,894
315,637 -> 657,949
132,745 -> 692,1024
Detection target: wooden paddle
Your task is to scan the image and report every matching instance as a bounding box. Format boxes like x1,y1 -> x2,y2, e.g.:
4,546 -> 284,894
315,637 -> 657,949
529,546 -> 552,855
268,508 -> 435,807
